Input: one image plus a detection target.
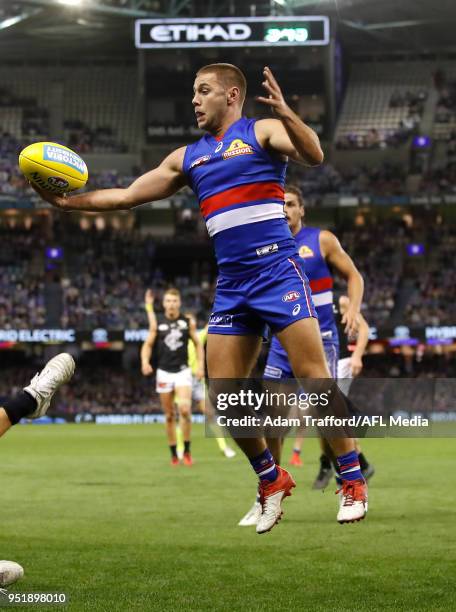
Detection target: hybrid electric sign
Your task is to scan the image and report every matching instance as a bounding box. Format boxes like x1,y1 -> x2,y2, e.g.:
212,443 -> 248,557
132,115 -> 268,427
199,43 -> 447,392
135,16 -> 330,49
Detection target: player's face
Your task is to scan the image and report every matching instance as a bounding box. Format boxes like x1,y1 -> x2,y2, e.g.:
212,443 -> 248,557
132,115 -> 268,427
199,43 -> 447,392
284,192 -> 304,232
163,294 -> 181,317
192,73 -> 229,132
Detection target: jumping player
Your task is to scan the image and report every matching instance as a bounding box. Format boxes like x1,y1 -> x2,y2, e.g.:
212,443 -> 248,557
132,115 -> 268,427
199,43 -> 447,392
33,63 -> 368,531
141,288 -> 204,466
0,354 -> 75,438
239,185 -> 368,526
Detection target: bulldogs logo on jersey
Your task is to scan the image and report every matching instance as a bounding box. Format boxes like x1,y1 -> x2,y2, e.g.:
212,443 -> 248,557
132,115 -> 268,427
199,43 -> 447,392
299,245 -> 314,259
222,139 -> 253,159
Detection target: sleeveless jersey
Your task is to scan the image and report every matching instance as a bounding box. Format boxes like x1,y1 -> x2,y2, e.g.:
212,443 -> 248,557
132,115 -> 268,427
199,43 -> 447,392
156,314 -> 190,373
269,225 -> 338,354
183,117 -> 296,278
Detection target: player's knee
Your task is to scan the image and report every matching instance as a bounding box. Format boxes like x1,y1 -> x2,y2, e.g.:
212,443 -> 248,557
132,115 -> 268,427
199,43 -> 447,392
165,412 -> 175,425
179,403 -> 192,421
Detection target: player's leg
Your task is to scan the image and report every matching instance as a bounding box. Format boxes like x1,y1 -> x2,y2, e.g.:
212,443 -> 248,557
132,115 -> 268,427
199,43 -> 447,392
0,409 -> 13,437
194,377 -> 236,458
174,384 -> 193,466
337,358 -> 375,482
0,354 -> 75,438
289,433 -> 305,466
199,397 -> 236,458
277,318 -> 367,523
207,333 -> 296,534
158,390 -> 179,465
312,437 -> 335,490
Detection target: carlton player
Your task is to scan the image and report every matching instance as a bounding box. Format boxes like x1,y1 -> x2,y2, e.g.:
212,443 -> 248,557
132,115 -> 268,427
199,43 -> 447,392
141,288 -> 204,466
33,63 -> 368,531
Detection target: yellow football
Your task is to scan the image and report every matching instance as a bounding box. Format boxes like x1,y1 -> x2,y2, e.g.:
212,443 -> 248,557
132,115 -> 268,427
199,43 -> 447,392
19,142 -> 88,194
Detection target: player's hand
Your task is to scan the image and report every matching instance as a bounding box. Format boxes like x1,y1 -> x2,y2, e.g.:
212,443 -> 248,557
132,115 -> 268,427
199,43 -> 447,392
145,289 -> 154,305
196,366 -> 205,381
141,363 -> 153,376
342,307 -> 360,338
29,181 -> 69,210
255,66 -> 291,119
350,355 -> 363,377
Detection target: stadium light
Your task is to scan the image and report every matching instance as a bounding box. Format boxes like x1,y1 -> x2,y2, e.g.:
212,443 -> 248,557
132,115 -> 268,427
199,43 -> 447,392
57,0 -> 84,6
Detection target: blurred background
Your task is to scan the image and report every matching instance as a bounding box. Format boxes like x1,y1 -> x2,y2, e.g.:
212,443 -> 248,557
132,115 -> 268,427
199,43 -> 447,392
1,0 -> 456,419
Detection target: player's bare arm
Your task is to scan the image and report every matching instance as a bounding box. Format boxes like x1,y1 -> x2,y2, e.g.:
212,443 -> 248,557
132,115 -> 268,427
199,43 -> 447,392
141,318 -> 158,377
320,230 -> 364,336
33,147 -> 187,212
255,66 -> 324,166
144,289 -> 156,329
189,318 -> 205,380
350,313 -> 369,376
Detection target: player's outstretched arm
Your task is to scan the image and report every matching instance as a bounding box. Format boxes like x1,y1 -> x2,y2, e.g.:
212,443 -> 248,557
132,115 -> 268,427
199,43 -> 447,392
255,66 -> 324,166
32,147 -> 187,212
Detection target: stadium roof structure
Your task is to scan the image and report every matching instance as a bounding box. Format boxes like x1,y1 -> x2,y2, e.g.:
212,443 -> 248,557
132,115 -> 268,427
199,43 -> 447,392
0,0 -> 455,61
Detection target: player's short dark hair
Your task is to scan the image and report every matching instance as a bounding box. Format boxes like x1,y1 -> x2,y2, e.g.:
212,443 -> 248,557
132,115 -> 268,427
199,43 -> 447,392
285,185 -> 305,208
196,63 -> 247,104
164,287 -> 180,298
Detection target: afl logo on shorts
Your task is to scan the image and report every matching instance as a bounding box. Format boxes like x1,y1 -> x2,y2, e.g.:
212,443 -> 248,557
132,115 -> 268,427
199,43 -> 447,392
299,245 -> 314,259
282,290 -> 301,303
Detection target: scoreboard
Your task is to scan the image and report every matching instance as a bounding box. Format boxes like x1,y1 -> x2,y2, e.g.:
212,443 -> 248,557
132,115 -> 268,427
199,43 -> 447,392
135,16 -> 330,49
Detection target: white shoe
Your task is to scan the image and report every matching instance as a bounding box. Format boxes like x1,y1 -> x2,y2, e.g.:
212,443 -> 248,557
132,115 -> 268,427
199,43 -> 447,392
238,501 -> 262,527
336,479 -> 368,524
256,466 -> 296,534
23,353 -> 75,419
0,560 -> 24,587
223,446 -> 236,459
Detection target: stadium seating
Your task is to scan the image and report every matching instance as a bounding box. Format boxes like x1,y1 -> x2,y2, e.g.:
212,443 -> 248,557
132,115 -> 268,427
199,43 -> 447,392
336,62 -> 430,148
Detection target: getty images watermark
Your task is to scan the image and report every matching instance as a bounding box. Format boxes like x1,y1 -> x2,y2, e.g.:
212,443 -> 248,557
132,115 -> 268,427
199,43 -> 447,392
203,378 -> 456,438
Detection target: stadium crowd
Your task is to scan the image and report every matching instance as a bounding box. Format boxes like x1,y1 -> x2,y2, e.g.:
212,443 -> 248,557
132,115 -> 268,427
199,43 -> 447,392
2,213 -> 456,329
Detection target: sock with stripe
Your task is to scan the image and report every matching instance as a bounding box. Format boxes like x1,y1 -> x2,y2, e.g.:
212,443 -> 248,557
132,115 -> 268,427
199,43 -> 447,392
250,448 -> 278,483
336,450 -> 363,482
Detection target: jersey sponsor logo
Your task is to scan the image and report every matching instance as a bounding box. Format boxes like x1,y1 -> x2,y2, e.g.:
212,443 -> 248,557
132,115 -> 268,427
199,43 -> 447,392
299,245 -> 314,259
292,304 -> 301,316
208,314 -> 233,327
256,243 -> 278,257
190,155 -> 211,169
158,323 -> 169,331
177,319 -> 188,330
222,138 -> 253,159
282,290 -> 301,303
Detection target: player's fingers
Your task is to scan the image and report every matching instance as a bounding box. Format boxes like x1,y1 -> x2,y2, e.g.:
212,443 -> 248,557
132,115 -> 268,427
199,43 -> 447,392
261,80 -> 277,97
255,96 -> 280,106
263,66 -> 280,89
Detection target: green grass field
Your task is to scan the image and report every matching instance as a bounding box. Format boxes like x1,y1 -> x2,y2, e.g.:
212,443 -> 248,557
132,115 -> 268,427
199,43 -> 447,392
1,424 -> 455,611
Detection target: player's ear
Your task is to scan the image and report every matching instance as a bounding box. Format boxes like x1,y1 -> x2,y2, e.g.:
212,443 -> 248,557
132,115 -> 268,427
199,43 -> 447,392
227,86 -> 240,105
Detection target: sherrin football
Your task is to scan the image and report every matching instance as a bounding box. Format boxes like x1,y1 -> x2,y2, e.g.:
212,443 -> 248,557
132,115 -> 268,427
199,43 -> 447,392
0,560 -> 24,587
19,141 -> 88,194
